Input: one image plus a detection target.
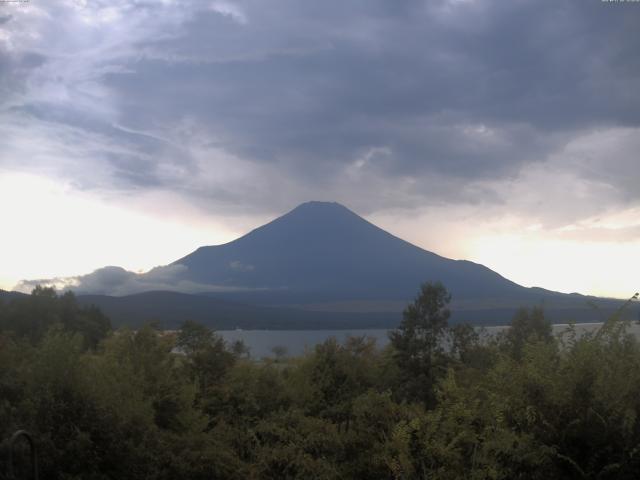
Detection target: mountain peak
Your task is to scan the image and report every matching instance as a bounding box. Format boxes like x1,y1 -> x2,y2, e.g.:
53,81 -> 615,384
253,201 -> 367,234
288,201 -> 352,215
269,200 -> 375,235
297,200 -> 342,207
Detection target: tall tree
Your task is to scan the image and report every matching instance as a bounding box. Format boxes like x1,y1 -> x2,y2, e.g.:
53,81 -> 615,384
389,282 -> 451,406
504,306 -> 553,360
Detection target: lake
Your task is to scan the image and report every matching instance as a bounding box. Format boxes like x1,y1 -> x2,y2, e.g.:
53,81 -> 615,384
217,322 -> 640,358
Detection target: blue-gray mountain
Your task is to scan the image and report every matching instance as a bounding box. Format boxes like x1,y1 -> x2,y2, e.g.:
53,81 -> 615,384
8,201 -> 633,329
144,201 -> 630,326
174,201 -> 528,301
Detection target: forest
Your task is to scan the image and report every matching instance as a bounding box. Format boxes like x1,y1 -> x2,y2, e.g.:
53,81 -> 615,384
1,284 -> 640,479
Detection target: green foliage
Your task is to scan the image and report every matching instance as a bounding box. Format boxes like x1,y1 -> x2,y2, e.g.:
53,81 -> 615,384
0,287 -> 110,348
503,306 -> 553,360
297,337 -> 378,420
389,281 -> 452,405
177,320 -> 236,397
2,286 -> 640,479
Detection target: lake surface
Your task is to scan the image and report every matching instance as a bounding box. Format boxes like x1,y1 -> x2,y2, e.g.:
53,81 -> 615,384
218,322 -> 640,358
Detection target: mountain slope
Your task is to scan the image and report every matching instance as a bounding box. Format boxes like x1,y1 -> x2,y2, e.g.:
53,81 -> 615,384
0,289 -> 28,302
76,291 -> 397,329
172,201 -> 551,304
75,291 -> 632,330
6,201 -> 637,328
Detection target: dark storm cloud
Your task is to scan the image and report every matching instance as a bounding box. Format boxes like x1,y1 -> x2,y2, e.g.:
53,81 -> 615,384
2,0 -> 640,217
0,51 -> 46,106
107,1 -> 638,175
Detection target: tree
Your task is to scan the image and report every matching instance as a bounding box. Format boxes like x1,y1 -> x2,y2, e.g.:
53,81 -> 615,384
504,306 -> 553,360
282,335 -> 380,437
176,320 -> 216,355
0,287 -> 111,348
389,282 -> 451,405
176,321 -> 236,403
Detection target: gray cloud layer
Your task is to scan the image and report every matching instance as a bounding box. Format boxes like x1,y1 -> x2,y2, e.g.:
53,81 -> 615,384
15,264 -> 256,296
1,0 -> 639,219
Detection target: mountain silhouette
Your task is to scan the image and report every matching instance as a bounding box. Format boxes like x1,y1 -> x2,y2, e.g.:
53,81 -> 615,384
82,200 -> 626,328
172,201 -> 567,306
8,202 -> 635,328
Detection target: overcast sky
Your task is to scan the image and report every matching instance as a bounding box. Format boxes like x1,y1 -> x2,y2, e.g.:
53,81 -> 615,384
1,0 -> 639,298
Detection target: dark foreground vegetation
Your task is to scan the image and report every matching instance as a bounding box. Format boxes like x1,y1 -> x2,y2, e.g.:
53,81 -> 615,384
1,285 -> 640,479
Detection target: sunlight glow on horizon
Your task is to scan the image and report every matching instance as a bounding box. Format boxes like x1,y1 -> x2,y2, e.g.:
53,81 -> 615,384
0,172 -> 237,291
369,210 -> 640,301
1,171 -> 637,300
467,234 -> 638,300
